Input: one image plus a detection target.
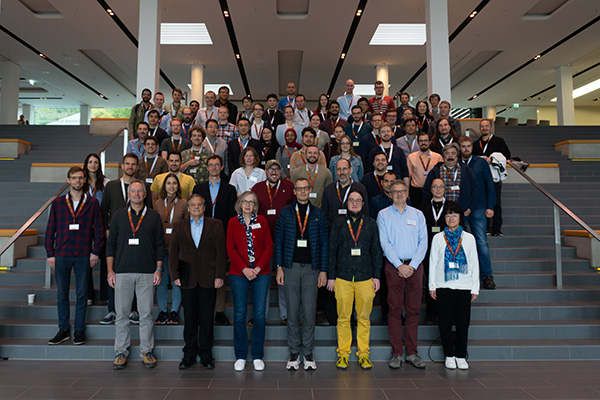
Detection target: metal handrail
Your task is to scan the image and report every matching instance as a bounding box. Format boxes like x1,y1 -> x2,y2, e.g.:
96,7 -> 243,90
0,127 -> 127,264
507,159 -> 600,289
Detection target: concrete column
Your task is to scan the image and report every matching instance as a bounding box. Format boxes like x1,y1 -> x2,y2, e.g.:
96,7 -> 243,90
484,106 -> 496,120
555,65 -> 575,125
376,65 -> 389,96
0,61 -> 21,124
22,104 -> 33,124
135,0 -> 161,103
80,104 -> 91,125
425,0 -> 452,104
191,64 -> 205,107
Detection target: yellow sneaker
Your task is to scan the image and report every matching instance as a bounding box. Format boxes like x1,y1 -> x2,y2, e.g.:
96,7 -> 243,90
113,353 -> 127,370
359,356 -> 373,370
141,351 -> 157,368
336,356 -> 349,370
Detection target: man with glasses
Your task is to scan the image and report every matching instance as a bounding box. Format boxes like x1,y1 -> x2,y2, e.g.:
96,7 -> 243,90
293,94 -> 310,130
129,88 -> 153,139
406,132 -> 443,208
146,109 -> 169,145
322,158 -> 369,226
369,80 -> 395,115
377,180 -> 428,370
180,107 -> 195,140
145,92 -> 171,134
274,178 -> 329,371
136,136 -> 168,185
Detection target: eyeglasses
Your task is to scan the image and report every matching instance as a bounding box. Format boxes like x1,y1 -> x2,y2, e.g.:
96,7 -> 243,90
445,214 -> 460,219
267,167 -> 281,172
254,108 -> 263,111
295,186 -> 311,192
347,198 -> 363,204
390,190 -> 407,195
241,200 -> 255,205
431,185 -> 445,189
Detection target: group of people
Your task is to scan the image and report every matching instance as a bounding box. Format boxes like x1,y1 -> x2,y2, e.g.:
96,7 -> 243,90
44,79 -> 512,373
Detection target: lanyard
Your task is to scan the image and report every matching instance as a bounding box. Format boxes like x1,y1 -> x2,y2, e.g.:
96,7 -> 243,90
443,166 -> 458,185
440,137 -> 453,149
164,198 -> 177,224
137,141 -> 145,158
285,145 -> 294,162
65,193 -> 86,221
444,233 -> 463,260
297,109 -> 306,122
479,134 -> 493,154
351,122 -> 363,140
380,143 -> 394,163
306,165 -> 318,188
238,138 -> 248,152
205,107 -> 214,121
315,130 -> 321,147
205,137 -> 217,153
347,218 -> 364,247
287,97 -> 295,108
373,132 -> 381,146
182,124 -> 191,139
268,110 -> 276,126
418,151 -> 432,171
345,94 -> 353,112
331,117 -> 340,132
145,156 -> 157,176
374,173 -> 382,191
171,137 -> 181,152
432,199 -> 445,223
120,178 -> 127,202
336,181 -> 352,204
374,97 -> 383,112
405,136 -> 418,153
252,122 -> 264,139
151,126 -> 158,137
171,103 -> 180,117
295,204 -> 309,238
128,206 -> 147,237
266,180 -> 280,208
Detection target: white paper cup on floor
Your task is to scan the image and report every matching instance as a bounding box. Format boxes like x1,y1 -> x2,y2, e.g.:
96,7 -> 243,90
27,293 -> 35,304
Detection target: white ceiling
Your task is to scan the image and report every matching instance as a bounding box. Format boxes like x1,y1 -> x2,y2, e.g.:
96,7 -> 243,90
1,0 -> 600,110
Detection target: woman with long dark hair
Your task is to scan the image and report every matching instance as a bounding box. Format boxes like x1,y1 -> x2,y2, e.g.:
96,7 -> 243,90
314,93 -> 330,122
415,100 -> 434,135
258,126 -> 279,168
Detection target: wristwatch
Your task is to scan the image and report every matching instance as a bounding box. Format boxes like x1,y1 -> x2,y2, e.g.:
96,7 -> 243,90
156,267 -> 163,272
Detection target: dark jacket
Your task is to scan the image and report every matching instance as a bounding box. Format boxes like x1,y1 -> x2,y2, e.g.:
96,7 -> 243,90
274,201 -> 329,272
370,193 -> 393,217
423,161 -> 479,213
227,137 -> 262,174
461,156 -> 495,210
192,180 -> 237,233
473,135 -> 511,159
321,181 -> 369,226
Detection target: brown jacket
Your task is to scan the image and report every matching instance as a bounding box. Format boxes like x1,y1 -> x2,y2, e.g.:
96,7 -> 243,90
168,217 -> 226,289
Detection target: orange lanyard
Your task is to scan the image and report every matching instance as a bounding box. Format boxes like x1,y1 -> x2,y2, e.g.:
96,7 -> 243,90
336,182 -> 351,204
373,133 -> 381,146
172,138 -> 181,152
295,205 -> 309,238
374,174 -> 382,191
444,166 -> 458,185
205,108 -> 214,120
238,138 -> 247,152
266,181 -> 280,208
444,234 -> 463,259
331,118 -> 339,132
65,194 -> 86,221
306,166 -> 317,189
253,122 -> 264,138
137,142 -> 145,157
299,151 -> 306,164
285,146 -> 293,161
128,206 -> 147,237
351,123 -> 362,140
419,151 -> 432,171
347,218 -> 364,247
192,149 -> 202,159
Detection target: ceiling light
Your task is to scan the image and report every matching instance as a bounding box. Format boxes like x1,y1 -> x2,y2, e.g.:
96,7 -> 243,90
356,9 -> 362,16
340,53 -> 346,59
533,54 -> 541,60
223,10 -> 229,17
550,77 -> 600,101
235,54 -> 240,59
106,8 -> 115,16
370,24 -> 427,46
29,79 -> 35,86
39,53 -> 45,58
470,11 -> 478,18
160,23 -> 213,45
188,84 -> 234,96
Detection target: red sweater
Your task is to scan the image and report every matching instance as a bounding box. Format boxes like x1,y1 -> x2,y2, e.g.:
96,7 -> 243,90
252,179 -> 296,238
226,214 -> 273,276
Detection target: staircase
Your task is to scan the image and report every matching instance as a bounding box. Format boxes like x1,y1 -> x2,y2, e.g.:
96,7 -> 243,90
0,125 -> 599,361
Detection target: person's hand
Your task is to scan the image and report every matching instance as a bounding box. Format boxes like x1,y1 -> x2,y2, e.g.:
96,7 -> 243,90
485,156 -> 492,164
90,254 -> 99,267
430,290 -> 437,300
107,271 -> 116,288
215,278 -> 224,289
464,208 -> 471,217
373,278 -> 380,292
173,279 -> 181,287
191,159 -> 200,166
398,265 -> 414,278
105,229 -> 110,239
153,270 -> 162,286
326,279 -> 335,292
485,209 -> 494,218
471,293 -> 478,301
242,267 -> 257,280
317,271 -> 327,288
47,257 -> 56,269
276,267 -> 284,285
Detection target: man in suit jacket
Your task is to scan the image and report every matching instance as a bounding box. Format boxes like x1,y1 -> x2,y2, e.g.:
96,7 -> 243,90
169,194 -> 226,370
192,154 -> 236,326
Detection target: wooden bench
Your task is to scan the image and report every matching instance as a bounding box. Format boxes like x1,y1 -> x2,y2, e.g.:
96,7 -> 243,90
90,118 -> 127,136
0,229 -> 38,269
505,163 -> 560,184
0,139 -> 31,159
555,140 -> 600,160
31,163 -> 121,182
564,230 -> 600,268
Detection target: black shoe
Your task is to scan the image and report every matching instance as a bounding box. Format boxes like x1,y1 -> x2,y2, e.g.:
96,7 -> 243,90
179,357 -> 195,370
483,276 -> 496,290
73,331 -> 86,345
425,316 -> 438,325
168,310 -> 179,325
215,312 -> 230,326
155,311 -> 169,325
491,230 -> 504,237
316,312 -> 329,326
201,357 -> 215,369
48,329 -> 70,345
380,316 -> 388,326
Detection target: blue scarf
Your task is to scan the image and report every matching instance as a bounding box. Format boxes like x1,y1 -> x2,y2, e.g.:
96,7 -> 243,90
443,226 -> 468,281
237,212 -> 257,267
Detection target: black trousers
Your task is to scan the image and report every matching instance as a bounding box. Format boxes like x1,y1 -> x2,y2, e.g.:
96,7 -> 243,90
317,287 -> 337,325
409,186 -> 423,209
436,288 -> 471,358
181,284 -> 216,360
489,182 -> 503,231
376,260 -> 389,320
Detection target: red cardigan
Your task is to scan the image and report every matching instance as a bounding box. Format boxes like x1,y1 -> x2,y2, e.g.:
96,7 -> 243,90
226,214 -> 273,276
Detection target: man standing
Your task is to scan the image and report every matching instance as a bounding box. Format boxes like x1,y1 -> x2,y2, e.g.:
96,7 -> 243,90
293,94 -> 310,130
202,119 -> 229,176
196,91 -> 218,129
370,171 -> 397,217
358,112 -> 383,163
145,92 -> 171,134
227,117 -> 261,173
126,122 -> 150,158
385,109 -> 401,138
150,152 -> 196,202
146,110 -> 169,145
322,158 -> 369,226
164,88 -> 186,120
180,107 -> 195,140
160,118 -> 192,159
361,151 -> 388,201
136,136 -> 168,185
289,127 -> 327,173
189,101 -> 200,123
170,194 -> 227,369
217,106 -> 239,144
337,79 -> 361,120
181,127 -> 211,185
367,123 -> 410,190
46,167 -> 105,345
473,119 -> 511,237
396,92 -> 412,119
274,178 -> 329,371
459,136 -> 497,290
129,88 -> 153,138
429,101 -> 461,137
406,132 -> 443,208
319,101 -> 348,139
344,105 -> 373,153
107,180 -> 164,370
290,145 -> 333,208
429,94 -> 441,120
397,118 -> 420,158
264,94 -> 285,131
278,82 -> 297,111
377,180 -> 428,369
429,118 -> 460,154
369,81 -> 395,115
215,86 -> 238,124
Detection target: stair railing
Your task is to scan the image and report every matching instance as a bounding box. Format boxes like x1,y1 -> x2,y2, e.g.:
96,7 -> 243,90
507,160 -> 600,288
0,127 -> 127,288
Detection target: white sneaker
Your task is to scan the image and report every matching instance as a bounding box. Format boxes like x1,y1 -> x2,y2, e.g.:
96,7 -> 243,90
286,353 -> 300,370
253,359 -> 265,371
456,358 -> 469,370
303,354 -> 317,371
445,356 -> 457,369
234,359 -> 246,371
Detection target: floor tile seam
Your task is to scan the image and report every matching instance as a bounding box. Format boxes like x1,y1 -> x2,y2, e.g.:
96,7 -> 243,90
88,387 -> 103,400
450,388 -> 465,400
14,386 -> 33,400
520,386 -> 553,399
161,387 -> 173,400
68,377 -> 82,388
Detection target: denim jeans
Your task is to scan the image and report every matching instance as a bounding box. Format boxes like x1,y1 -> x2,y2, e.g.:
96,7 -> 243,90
230,274 -> 270,360
465,208 -> 493,278
155,250 -> 182,313
54,256 -> 89,332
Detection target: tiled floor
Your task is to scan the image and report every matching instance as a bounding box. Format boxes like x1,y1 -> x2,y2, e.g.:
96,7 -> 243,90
1,359 -> 600,399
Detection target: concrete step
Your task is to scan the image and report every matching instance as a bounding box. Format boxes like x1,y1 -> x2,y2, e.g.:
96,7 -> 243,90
490,246 -> 577,259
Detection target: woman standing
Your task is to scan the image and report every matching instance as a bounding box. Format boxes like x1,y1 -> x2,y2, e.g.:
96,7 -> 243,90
309,113 -> 330,158
415,100 -> 434,135
227,191 -> 273,371
154,173 -> 188,324
258,126 -> 279,168
429,202 -> 479,370
275,105 -> 299,145
314,93 -> 330,122
275,128 -> 302,179
230,147 -> 267,195
328,135 -> 364,182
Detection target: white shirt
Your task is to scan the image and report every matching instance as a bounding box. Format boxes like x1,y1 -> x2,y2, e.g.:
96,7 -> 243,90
428,231 -> 480,294
229,167 -> 267,195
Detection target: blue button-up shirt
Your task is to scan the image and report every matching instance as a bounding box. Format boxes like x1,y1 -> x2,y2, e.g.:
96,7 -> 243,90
126,138 -> 145,158
377,204 -> 427,270
208,179 -> 221,218
190,217 -> 204,247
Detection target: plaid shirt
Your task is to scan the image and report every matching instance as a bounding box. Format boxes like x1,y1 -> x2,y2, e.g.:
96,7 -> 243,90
440,164 -> 462,202
45,194 -> 105,257
217,122 -> 239,144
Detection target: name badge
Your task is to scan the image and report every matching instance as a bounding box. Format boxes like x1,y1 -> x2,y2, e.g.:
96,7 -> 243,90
407,220 -> 416,226
309,193 -> 317,198
432,226 -> 441,233
423,171 -> 429,176
69,224 -> 80,231
194,156 -> 200,160
386,165 -> 393,171
261,160 -> 266,165
451,185 -> 460,191
267,209 -> 277,215
287,164 -> 291,169
249,176 -> 258,182
330,134 -> 336,139
128,238 -> 140,246
165,228 -> 173,235
249,256 -> 256,262
251,223 -> 261,229
448,262 -> 458,269
297,239 -> 308,248
145,178 -> 153,184
352,141 -> 360,147
190,168 -> 197,173
338,209 -> 347,215
351,248 -> 361,256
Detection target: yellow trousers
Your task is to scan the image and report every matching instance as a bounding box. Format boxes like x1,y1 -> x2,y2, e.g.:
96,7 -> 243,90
334,278 -> 375,358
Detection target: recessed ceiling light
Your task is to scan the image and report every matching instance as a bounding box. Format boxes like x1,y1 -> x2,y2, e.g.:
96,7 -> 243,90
160,23 -> 213,45
551,77 -> 600,101
369,24 -> 427,46
187,83 -> 234,96
29,79 -> 35,85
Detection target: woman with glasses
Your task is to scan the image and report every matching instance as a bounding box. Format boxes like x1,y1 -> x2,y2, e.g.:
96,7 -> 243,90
329,135 -> 364,182
227,191 -> 273,371
428,201 -> 479,370
230,147 -> 267,195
